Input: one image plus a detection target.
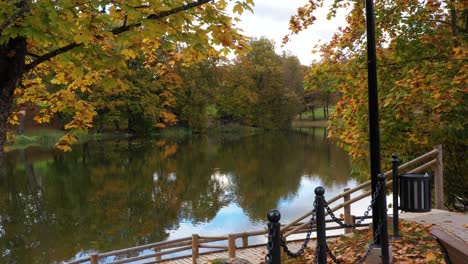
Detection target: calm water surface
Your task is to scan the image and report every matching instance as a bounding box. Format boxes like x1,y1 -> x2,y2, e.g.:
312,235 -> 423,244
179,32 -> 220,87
0,130 -> 367,263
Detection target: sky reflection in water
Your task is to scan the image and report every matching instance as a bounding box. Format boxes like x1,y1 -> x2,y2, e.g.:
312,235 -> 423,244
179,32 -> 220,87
0,131 -> 373,263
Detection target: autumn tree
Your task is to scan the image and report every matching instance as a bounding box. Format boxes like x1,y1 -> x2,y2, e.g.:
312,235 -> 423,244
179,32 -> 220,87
305,61 -> 340,119
175,58 -> 220,132
218,38 -> 302,129
289,0 -> 467,205
0,0 -> 254,163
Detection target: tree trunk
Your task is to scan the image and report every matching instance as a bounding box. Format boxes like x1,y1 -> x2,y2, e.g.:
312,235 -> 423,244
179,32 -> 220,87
0,37 -> 27,166
325,91 -> 330,119
114,120 -> 120,131
57,112 -> 65,130
449,0 -> 458,36
18,113 -> 25,134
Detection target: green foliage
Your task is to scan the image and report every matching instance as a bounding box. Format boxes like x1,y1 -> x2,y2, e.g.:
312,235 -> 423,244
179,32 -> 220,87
218,38 -> 303,129
292,0 -> 466,174
0,0 -> 254,154
175,60 -> 220,132
296,108 -> 331,120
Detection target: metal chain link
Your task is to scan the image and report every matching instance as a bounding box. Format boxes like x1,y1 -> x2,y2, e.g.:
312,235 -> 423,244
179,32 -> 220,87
268,180 -> 385,263
324,203 -> 354,228
264,221 -> 276,264
320,180 -> 385,264
357,179 -> 383,225
324,179 -> 384,228
280,200 -> 317,258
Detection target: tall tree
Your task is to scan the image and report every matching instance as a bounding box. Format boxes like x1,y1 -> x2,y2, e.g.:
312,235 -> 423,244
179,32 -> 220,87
219,38 -> 302,129
0,0 -> 254,162
288,0 -> 466,157
289,0 -> 466,205
175,59 -> 220,131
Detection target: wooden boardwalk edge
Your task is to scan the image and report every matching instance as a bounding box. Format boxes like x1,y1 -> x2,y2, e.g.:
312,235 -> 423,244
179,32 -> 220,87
159,240 -> 310,264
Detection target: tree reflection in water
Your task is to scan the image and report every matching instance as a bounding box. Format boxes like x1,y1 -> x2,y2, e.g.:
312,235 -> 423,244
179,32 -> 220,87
0,131 -> 353,263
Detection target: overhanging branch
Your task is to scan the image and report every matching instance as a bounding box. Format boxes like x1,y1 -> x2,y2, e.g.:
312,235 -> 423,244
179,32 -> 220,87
111,0 -> 211,34
25,43 -> 80,72
25,0 -> 213,72
0,2 -> 30,33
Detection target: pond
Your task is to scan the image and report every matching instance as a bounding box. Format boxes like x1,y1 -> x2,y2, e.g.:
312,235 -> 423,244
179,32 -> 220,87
0,130 -> 369,263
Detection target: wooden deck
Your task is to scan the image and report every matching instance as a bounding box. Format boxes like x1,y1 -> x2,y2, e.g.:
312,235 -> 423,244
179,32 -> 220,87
160,241 -> 307,263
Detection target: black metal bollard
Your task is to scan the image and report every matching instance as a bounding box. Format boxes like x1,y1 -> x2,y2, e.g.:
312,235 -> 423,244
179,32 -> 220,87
378,174 -> 390,264
266,209 -> 281,264
391,153 -> 400,240
315,186 -> 327,264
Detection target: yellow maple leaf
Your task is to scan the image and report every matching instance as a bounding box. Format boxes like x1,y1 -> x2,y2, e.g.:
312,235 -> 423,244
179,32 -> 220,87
120,49 -> 138,59
425,252 -> 437,262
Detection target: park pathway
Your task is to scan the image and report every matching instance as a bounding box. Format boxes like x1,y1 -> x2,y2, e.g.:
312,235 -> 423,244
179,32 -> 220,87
400,209 -> 468,243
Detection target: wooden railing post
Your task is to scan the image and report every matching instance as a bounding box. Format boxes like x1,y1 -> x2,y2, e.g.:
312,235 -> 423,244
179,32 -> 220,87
192,234 -> 199,264
434,145 -> 444,209
343,187 -> 352,234
228,234 -> 236,258
154,247 -> 161,261
392,153 -> 401,240
242,235 -> 248,248
90,254 -> 99,264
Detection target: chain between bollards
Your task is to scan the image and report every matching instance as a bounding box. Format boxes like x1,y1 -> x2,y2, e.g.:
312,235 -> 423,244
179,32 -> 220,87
280,200 -> 317,258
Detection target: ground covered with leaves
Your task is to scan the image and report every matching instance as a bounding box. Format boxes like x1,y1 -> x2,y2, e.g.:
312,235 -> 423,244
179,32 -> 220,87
283,221 -> 446,263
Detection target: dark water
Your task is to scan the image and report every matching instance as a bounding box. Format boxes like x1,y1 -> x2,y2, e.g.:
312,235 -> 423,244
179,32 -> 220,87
0,131 -> 363,263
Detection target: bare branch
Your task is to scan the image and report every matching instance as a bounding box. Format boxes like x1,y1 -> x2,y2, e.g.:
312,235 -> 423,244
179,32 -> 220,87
25,0 -> 213,71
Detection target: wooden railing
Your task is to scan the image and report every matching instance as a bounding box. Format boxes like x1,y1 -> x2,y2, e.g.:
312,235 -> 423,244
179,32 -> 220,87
282,145 -> 443,238
67,145 -> 443,264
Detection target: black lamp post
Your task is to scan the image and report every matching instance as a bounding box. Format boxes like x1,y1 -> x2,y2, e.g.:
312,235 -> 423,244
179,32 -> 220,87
365,0 -> 381,243
365,1 -> 389,259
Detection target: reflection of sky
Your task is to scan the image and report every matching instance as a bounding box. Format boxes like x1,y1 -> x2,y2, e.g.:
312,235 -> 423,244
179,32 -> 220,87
0,221 -> 3,238
166,175 -> 374,244
169,203 -> 262,240
70,173 -> 388,263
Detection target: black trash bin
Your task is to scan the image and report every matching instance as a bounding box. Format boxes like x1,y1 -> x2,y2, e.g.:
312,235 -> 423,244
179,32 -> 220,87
399,173 -> 432,212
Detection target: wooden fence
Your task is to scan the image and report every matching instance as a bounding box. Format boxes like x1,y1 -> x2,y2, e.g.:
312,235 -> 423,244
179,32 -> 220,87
67,145 -> 443,264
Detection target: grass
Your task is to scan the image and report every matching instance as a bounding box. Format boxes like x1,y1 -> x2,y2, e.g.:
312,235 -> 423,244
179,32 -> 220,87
296,107 -> 332,120
6,129 -> 122,151
291,119 -> 328,128
8,129 -> 65,149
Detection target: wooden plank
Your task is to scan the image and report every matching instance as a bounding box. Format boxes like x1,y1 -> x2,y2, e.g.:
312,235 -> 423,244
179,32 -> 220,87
430,227 -> 468,264
434,145 -> 444,209
157,241 -> 310,263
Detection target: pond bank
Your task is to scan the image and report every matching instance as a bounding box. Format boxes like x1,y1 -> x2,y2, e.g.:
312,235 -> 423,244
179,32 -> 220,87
292,119 -> 327,128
